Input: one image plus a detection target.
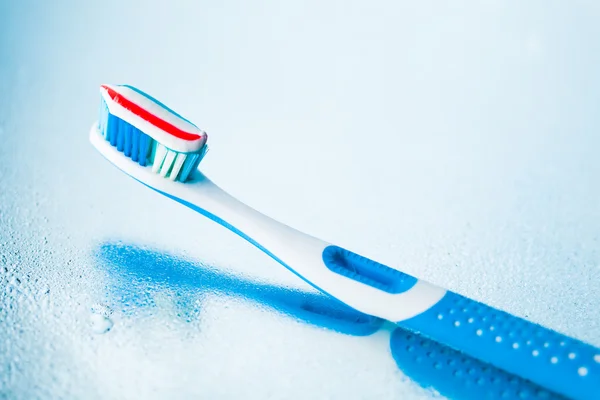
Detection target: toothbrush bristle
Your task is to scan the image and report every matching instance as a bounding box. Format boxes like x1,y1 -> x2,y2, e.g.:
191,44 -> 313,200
98,97 -> 208,182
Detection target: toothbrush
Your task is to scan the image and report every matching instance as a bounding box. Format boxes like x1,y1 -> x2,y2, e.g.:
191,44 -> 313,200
90,84 -> 600,400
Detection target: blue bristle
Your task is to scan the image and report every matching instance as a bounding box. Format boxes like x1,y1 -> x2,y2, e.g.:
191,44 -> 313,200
123,123 -> 132,156
108,114 -> 119,146
102,107 -> 153,166
138,133 -> 150,166
116,120 -> 125,151
197,144 -> 209,164
131,129 -> 140,162
191,154 -> 203,172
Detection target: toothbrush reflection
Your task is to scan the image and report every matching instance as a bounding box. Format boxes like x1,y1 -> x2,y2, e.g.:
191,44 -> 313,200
96,242 -> 383,336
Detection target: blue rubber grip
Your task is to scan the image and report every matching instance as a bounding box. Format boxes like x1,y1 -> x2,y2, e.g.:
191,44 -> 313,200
322,246 -> 417,294
399,292 -> 600,400
390,328 -> 564,400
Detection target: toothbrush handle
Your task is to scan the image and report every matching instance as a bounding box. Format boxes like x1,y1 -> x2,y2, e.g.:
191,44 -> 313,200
398,291 -> 599,400
126,161 -> 597,399
319,241 -> 598,399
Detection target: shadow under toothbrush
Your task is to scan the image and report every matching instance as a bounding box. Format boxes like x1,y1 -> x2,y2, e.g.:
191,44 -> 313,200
95,242 -> 565,400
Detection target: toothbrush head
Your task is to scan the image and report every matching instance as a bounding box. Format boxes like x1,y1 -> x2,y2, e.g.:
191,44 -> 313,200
95,84 -> 208,182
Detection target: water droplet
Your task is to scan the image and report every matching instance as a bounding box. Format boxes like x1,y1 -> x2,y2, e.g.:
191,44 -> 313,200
90,303 -> 113,334
578,367 -> 588,377
90,313 -> 113,334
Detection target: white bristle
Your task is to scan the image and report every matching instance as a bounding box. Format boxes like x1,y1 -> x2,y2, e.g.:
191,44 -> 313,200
160,150 -> 177,177
99,101 -> 109,139
170,153 -> 187,181
152,144 -> 168,173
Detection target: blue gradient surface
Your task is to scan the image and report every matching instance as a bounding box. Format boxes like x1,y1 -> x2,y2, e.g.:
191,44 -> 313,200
1,1 -> 599,399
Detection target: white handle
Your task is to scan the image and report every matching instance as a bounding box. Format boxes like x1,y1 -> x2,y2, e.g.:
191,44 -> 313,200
161,174 -> 447,321
91,124 -> 446,321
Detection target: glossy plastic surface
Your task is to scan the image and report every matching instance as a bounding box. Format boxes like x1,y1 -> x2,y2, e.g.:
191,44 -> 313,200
399,292 -> 600,400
